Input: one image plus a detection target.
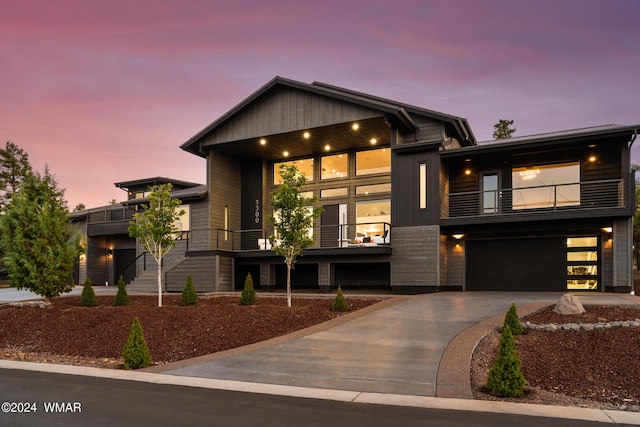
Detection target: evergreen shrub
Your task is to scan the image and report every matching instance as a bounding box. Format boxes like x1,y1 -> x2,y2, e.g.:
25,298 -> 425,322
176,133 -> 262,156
122,316 -> 153,369
331,286 -> 348,312
240,272 -> 257,305
181,274 -> 198,306
114,275 -> 130,306
81,276 -> 97,307
486,324 -> 526,397
503,302 -> 524,335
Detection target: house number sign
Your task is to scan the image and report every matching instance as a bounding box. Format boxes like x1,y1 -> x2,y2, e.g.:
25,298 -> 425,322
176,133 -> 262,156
255,199 -> 260,224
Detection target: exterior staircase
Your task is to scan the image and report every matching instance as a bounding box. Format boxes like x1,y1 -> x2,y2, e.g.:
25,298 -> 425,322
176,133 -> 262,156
127,269 -> 162,293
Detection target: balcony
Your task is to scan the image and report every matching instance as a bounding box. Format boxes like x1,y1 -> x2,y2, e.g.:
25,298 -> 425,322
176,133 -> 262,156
202,222 -> 391,252
441,179 -> 627,224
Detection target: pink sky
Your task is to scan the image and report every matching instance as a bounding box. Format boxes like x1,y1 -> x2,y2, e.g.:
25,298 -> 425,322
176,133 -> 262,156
1,0 -> 638,209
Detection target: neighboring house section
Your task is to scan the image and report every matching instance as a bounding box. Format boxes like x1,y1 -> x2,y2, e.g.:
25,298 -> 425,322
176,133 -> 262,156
70,177 -> 207,290
75,77 -> 639,294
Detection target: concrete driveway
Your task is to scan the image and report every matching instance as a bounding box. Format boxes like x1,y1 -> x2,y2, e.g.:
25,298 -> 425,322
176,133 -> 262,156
160,292 -> 638,397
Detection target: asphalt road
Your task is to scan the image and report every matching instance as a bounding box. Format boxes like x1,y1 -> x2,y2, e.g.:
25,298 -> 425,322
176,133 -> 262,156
0,369 -> 632,427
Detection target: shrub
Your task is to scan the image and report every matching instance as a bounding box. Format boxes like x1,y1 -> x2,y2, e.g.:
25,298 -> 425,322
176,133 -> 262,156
240,272 -> 257,305
486,324 -> 526,397
181,274 -> 198,306
81,276 -> 97,307
503,303 -> 523,335
114,275 -> 130,306
122,316 -> 153,369
331,286 -> 348,312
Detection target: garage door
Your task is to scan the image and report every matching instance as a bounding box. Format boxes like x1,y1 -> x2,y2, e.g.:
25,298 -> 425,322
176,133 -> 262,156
466,237 -> 566,291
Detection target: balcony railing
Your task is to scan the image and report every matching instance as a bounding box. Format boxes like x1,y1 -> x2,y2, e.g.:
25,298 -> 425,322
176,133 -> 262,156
442,179 -> 625,219
204,222 -> 391,251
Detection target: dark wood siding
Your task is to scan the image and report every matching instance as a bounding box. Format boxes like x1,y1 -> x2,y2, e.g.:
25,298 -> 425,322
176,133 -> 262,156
392,148 -> 441,226
209,151 -> 241,245
203,86 -> 383,145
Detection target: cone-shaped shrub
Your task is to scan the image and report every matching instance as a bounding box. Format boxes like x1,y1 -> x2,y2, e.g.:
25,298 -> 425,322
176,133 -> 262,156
486,324 -> 526,397
181,274 -> 198,306
331,286 -> 348,312
122,316 -> 153,369
503,303 -> 523,335
114,275 -> 130,306
240,272 -> 257,305
81,276 -> 97,307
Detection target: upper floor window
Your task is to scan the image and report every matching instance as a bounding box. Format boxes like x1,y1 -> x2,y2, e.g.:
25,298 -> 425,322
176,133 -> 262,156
321,154 -> 348,180
512,162 -> 580,210
273,158 -> 314,184
356,148 -> 390,176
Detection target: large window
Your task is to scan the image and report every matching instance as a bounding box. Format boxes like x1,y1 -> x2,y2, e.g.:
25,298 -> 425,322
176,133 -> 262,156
274,158 -> 314,184
512,162 -> 580,210
356,148 -> 391,176
321,154 -> 348,180
356,199 -> 390,238
566,236 -> 598,290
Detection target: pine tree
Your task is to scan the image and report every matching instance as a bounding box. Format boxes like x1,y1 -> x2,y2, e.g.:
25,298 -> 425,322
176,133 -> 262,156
0,167 -> 81,303
114,275 -> 130,306
122,317 -> 153,369
181,274 -> 198,306
331,286 -> 348,312
492,119 -> 516,139
240,272 -> 257,305
81,276 -> 97,307
503,303 -> 523,335
486,325 -> 526,397
0,141 -> 32,212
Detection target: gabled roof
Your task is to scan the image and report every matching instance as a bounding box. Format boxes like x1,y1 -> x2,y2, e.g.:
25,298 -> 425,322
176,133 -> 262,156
181,76 -> 475,157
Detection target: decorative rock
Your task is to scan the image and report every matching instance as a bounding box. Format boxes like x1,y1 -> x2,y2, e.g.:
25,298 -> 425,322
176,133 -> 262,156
9,301 -> 51,308
582,324 -> 595,331
553,294 -> 586,315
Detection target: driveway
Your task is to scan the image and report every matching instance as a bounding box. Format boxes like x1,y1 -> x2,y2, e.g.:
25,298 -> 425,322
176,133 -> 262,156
161,292 -> 638,396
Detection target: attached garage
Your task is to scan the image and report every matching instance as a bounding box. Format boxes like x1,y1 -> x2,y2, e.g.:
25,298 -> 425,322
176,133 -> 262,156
465,237 -> 567,291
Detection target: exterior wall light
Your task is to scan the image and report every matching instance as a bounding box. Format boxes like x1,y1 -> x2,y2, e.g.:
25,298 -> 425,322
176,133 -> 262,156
452,234 -> 464,240
589,155 -> 597,162
464,169 -> 471,176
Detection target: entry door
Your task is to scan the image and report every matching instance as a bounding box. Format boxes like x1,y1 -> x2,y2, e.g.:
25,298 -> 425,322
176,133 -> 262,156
320,204 -> 347,247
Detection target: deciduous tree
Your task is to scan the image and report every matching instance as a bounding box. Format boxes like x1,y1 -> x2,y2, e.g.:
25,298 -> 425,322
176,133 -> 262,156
128,183 -> 184,307
268,165 -> 323,307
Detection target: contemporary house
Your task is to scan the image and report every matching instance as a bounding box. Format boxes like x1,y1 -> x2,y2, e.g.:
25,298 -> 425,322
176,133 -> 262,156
74,77 -> 638,294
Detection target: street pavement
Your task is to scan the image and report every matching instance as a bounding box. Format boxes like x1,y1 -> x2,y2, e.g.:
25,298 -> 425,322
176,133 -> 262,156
1,288 -> 640,425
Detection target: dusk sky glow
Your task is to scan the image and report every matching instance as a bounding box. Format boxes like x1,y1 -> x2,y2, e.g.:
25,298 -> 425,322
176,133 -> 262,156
2,0 -> 639,208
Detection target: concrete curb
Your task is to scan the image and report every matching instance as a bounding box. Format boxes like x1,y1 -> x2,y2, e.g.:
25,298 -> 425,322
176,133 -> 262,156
2,359 -> 639,424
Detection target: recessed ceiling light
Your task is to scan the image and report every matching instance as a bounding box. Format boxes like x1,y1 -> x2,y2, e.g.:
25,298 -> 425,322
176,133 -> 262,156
352,123 -> 359,131
303,131 -> 310,139
259,138 -> 266,145
324,144 -> 331,151
370,138 -> 377,145
283,151 -> 289,157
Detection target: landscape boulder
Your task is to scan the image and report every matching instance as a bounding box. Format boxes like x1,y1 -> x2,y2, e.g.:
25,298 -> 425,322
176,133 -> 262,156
553,294 -> 585,315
